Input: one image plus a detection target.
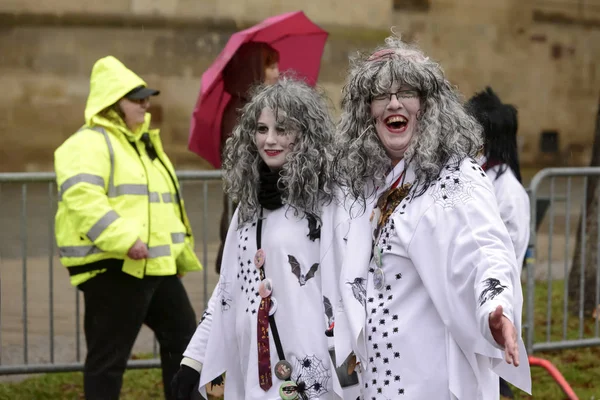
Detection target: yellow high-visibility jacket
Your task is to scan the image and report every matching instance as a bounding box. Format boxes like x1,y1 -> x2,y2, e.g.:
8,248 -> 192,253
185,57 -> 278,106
54,56 -> 202,286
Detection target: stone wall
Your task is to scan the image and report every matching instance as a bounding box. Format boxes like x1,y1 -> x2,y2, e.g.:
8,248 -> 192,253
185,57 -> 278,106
0,0 -> 599,171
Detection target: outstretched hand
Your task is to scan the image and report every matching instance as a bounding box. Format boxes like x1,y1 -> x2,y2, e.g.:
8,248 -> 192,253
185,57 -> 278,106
489,305 -> 520,366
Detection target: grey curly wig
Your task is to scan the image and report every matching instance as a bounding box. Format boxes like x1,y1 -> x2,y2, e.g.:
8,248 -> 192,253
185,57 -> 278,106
334,35 -> 483,204
222,76 -> 335,225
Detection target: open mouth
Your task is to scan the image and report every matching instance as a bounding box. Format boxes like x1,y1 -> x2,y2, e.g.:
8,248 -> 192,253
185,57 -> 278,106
384,115 -> 408,132
265,150 -> 283,157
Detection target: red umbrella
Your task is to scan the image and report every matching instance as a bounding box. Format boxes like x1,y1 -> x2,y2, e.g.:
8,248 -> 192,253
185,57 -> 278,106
188,11 -> 328,168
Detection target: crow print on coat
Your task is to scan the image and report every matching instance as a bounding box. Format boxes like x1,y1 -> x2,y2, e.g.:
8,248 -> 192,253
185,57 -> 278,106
478,278 -> 508,306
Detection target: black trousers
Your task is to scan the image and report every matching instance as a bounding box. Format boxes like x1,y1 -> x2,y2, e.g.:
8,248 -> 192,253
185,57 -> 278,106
500,377 -> 514,398
79,267 -> 197,400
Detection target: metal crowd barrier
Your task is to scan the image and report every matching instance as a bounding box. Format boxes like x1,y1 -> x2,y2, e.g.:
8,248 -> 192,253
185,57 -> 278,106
0,170 -> 223,375
526,167 -> 600,354
1,167 -> 599,377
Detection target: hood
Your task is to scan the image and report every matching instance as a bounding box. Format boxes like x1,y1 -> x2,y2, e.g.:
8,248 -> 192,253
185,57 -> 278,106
84,56 -> 147,125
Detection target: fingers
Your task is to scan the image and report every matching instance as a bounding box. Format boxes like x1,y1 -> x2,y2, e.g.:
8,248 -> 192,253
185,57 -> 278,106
129,250 -> 147,260
128,240 -> 149,260
138,241 -> 149,258
503,337 -> 515,364
503,324 -> 520,367
510,331 -> 520,367
489,307 -> 521,367
128,249 -> 143,260
504,342 -> 519,366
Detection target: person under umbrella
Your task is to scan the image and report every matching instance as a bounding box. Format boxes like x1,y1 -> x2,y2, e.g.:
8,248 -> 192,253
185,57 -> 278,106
188,11 -> 328,171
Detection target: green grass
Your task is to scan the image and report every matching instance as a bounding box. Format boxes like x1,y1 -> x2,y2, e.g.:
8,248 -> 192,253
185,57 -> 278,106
0,280 -> 598,399
0,369 -> 164,400
512,280 -> 600,399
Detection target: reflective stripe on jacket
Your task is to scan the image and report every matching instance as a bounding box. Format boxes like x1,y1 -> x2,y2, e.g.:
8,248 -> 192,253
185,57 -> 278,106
54,56 -> 202,286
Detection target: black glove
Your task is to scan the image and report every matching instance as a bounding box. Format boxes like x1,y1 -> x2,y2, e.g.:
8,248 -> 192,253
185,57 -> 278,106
171,364 -> 201,400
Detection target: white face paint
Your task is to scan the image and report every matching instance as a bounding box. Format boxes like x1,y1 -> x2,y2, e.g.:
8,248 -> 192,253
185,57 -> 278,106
255,107 -> 297,170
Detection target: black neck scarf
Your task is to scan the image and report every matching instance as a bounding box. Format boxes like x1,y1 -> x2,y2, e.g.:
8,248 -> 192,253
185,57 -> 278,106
258,162 -> 284,210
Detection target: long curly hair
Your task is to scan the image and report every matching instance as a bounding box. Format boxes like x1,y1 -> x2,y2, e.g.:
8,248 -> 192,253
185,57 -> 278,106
334,35 -> 483,204
222,76 -> 335,225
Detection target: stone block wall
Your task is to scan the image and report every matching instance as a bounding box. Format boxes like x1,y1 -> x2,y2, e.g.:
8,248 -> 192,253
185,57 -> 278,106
0,0 -> 598,171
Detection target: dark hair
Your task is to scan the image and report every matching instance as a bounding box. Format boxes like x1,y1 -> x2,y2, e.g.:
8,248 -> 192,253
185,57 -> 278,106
466,87 -> 522,182
263,44 -> 280,67
98,102 -> 126,125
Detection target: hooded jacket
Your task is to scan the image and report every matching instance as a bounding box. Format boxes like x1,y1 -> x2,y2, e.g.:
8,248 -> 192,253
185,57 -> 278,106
54,56 -> 202,286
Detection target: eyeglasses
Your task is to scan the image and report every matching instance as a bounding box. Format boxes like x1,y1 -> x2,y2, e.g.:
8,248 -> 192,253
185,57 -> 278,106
372,89 -> 420,103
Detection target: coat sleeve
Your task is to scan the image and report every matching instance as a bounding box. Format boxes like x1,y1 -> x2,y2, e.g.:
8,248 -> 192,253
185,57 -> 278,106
182,284 -> 219,369
199,209 -> 244,393
183,211 -> 240,391
319,198 -> 355,399
495,172 -> 530,269
407,171 -> 521,352
54,130 -> 140,255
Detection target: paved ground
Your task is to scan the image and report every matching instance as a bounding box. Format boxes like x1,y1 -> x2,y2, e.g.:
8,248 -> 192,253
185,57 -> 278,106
0,171 -> 593,381
0,180 -> 224,378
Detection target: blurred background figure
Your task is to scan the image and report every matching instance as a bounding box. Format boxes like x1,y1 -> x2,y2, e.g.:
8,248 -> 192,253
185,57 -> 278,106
54,56 -> 203,400
187,11 -> 329,274
467,86 -> 531,400
467,87 -> 530,269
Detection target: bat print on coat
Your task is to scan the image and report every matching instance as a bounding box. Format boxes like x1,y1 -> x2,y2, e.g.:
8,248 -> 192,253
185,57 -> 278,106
289,255 -> 319,286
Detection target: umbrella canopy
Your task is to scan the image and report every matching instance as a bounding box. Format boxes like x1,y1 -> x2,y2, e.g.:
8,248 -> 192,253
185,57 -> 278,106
188,11 -> 328,168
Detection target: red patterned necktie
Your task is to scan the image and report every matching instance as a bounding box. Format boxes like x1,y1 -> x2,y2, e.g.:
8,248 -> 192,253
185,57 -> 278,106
257,296 -> 272,390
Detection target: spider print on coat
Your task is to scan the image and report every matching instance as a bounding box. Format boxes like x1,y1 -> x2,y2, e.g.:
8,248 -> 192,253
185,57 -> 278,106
236,227 -> 260,315
375,217 -> 396,255
431,169 -> 474,209
478,278 -> 508,306
289,255 -> 319,286
469,158 -> 488,178
347,277 -> 367,307
363,365 -> 402,400
363,260 -> 405,397
290,354 -> 331,399
217,280 -> 233,312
